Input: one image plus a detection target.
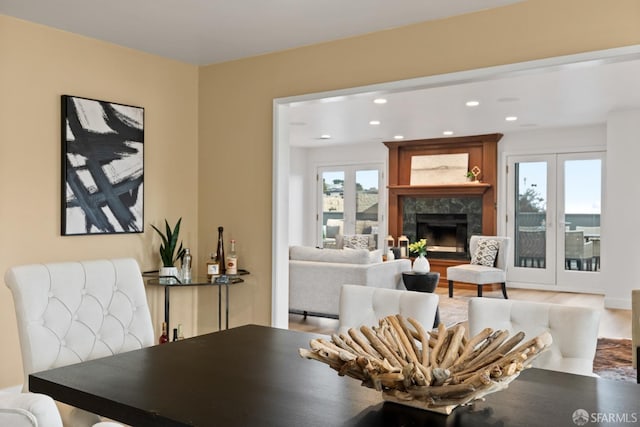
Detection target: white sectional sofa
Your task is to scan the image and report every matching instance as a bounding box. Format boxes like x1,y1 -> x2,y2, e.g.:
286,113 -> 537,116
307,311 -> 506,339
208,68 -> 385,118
288,246 -> 411,318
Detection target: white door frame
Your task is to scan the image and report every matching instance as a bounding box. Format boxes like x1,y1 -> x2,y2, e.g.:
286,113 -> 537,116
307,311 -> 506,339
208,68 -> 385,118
504,152 -> 604,293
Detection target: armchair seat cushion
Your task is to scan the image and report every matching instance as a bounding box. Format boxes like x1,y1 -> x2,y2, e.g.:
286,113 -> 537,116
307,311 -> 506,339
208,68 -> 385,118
446,264 -> 506,285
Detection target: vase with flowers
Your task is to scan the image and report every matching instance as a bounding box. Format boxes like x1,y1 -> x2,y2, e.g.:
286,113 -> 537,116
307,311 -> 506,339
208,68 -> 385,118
408,238 -> 430,273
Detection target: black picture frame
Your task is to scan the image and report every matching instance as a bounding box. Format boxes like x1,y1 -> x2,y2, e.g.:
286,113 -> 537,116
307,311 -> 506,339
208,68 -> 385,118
61,95 -> 144,235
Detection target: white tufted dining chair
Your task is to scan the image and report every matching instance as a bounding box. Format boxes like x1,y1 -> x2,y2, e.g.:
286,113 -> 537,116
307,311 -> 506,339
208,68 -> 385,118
468,297 -> 601,376
0,392 -> 62,427
5,258 -> 154,427
338,284 -> 439,334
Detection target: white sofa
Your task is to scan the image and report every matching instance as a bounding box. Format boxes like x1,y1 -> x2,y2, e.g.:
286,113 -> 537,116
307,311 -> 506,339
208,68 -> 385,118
289,246 -> 411,318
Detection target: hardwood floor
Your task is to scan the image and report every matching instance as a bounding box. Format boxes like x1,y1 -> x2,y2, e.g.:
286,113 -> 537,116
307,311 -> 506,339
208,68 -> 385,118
289,287 -> 632,339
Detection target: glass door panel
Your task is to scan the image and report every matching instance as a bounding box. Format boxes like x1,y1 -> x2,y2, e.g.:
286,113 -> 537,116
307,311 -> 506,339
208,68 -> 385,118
321,170 -> 344,248
355,169 -> 380,249
507,155 -> 556,285
556,154 -> 603,292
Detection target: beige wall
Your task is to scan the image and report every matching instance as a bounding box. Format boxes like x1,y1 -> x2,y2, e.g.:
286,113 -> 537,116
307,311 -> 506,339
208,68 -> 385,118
0,16 -> 199,388
2,0 -> 640,389
197,0 -> 640,331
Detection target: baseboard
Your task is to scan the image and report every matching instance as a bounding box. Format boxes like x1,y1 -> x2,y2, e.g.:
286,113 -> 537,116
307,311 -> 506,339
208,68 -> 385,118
604,297 -> 632,310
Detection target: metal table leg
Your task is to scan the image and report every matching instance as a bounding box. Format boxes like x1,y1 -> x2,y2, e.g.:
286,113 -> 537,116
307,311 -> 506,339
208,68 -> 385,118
218,281 -> 222,331
165,286 -> 170,333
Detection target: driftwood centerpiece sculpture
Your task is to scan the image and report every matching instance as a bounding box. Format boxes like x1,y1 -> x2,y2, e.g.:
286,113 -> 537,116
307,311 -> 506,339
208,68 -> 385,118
299,316 -> 552,414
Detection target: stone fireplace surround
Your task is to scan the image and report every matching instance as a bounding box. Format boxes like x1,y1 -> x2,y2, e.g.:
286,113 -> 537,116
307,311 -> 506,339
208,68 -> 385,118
403,197 -> 482,259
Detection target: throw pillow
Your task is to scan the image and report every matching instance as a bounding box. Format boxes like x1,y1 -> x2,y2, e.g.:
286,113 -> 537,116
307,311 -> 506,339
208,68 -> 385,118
343,234 -> 371,250
471,239 -> 500,267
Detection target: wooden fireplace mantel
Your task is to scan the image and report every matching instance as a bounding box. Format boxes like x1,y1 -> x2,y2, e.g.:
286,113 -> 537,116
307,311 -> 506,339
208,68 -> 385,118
388,183 -> 492,197
384,133 -> 502,238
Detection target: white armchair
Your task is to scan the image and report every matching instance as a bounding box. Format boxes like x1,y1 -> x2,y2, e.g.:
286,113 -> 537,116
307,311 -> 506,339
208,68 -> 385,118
338,284 -> 439,334
447,236 -> 510,298
468,297 -> 601,376
5,258 -> 153,427
0,392 -> 62,427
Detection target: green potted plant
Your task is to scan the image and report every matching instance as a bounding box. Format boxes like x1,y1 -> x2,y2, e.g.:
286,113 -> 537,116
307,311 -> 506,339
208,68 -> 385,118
151,217 -> 186,279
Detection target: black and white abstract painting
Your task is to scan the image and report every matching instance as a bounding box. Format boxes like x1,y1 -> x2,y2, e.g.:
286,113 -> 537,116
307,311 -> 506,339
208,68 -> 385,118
61,95 -> 144,235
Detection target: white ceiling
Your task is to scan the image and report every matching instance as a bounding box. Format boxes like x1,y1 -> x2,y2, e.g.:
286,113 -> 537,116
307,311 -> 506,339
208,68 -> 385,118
3,0 -> 640,148
0,0 -> 522,65
287,54 -> 640,147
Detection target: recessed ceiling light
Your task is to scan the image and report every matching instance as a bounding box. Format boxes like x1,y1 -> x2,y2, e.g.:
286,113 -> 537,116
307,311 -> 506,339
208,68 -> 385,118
465,100 -> 480,107
369,120 -> 381,125
394,135 -> 404,140
505,116 -> 518,122
319,134 -> 331,139
373,98 -> 387,104
443,130 -> 454,136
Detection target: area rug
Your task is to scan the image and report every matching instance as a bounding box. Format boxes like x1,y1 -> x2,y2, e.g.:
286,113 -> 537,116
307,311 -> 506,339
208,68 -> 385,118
593,338 -> 637,382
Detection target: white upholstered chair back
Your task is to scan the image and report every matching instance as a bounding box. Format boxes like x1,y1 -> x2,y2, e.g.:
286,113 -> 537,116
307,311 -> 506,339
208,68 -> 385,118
5,258 -> 152,427
0,392 -> 63,427
338,284 -> 439,334
468,297 -> 601,376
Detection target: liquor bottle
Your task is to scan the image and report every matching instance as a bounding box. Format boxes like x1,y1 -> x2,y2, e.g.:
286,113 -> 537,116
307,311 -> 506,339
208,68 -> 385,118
177,323 -> 184,340
216,227 -> 226,274
159,322 -> 168,344
226,239 -> 238,275
181,248 -> 192,282
206,252 -> 220,281
172,328 -> 178,342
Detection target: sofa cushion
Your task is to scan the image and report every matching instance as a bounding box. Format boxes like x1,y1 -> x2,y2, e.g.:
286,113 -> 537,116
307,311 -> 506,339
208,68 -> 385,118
289,246 -> 372,264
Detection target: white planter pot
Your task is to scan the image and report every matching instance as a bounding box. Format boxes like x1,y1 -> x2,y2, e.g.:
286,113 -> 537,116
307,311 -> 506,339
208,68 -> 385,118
159,266 -> 179,283
412,255 -> 430,273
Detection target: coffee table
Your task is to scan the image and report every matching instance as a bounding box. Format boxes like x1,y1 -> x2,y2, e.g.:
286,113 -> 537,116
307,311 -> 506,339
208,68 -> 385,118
402,271 -> 441,326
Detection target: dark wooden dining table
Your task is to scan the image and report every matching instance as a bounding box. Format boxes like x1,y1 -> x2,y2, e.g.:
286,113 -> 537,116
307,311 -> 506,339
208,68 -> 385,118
29,324 -> 640,427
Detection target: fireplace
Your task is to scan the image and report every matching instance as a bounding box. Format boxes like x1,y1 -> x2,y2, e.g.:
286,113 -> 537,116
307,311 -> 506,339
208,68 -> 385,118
402,196 -> 483,260
416,213 -> 468,257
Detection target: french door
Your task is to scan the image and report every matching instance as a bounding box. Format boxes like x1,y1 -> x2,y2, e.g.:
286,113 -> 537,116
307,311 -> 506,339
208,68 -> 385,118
506,152 -> 603,292
317,165 -> 384,249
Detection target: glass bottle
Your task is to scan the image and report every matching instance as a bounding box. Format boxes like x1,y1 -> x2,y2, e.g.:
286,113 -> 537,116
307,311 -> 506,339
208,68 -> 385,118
177,323 -> 184,340
181,248 -> 192,282
172,328 -> 178,342
206,252 -> 220,281
159,321 -> 168,344
226,239 -> 238,275
216,227 -> 226,274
